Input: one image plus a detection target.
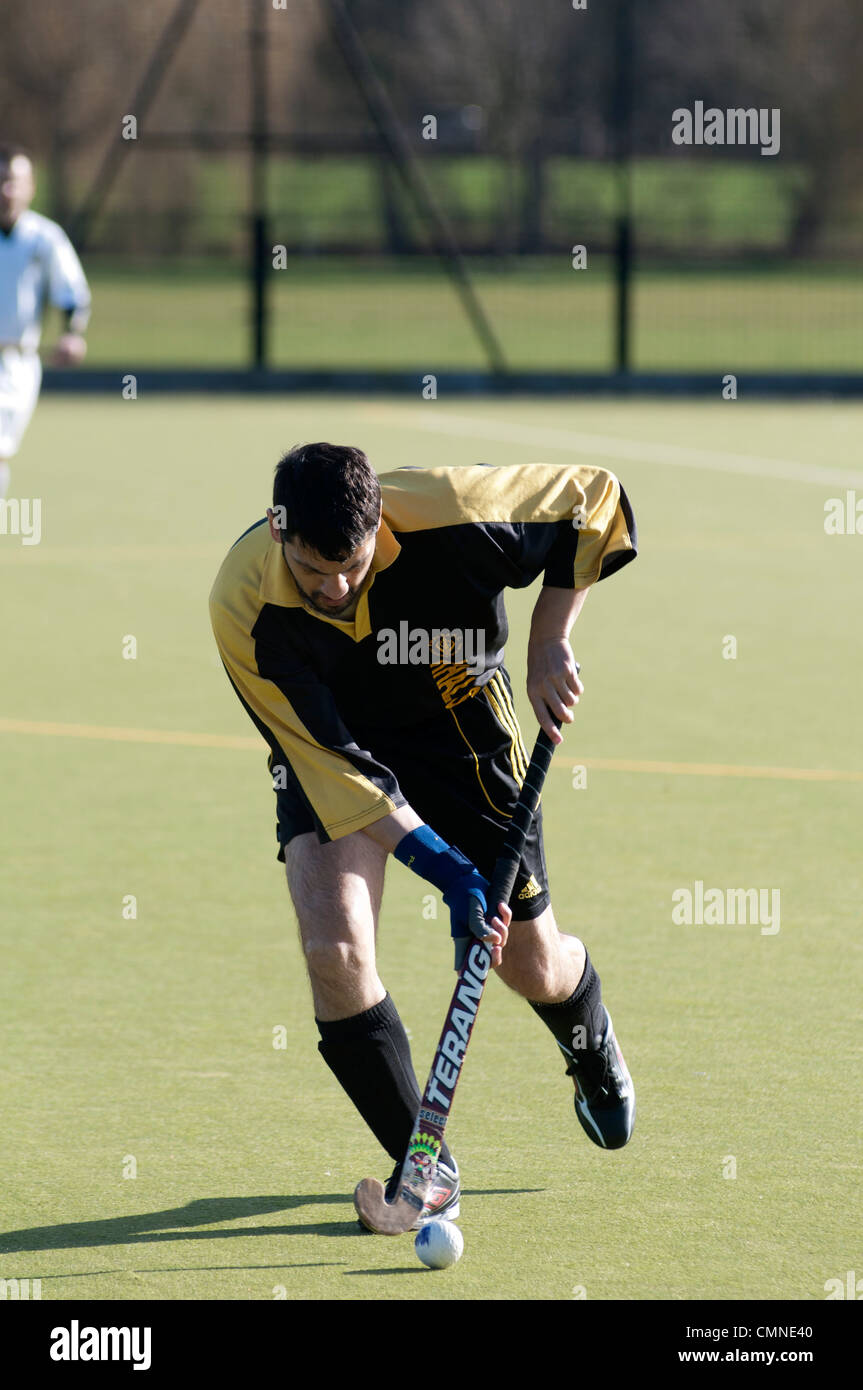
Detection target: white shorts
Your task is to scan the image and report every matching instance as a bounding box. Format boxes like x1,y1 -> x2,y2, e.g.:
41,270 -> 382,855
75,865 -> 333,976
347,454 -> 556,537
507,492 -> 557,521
0,348 -> 42,458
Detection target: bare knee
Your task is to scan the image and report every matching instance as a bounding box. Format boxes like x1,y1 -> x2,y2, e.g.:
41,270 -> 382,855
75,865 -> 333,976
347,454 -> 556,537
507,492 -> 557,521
302,935 -> 375,989
496,936 -> 560,1001
495,910 -> 585,1003
302,936 -> 382,1018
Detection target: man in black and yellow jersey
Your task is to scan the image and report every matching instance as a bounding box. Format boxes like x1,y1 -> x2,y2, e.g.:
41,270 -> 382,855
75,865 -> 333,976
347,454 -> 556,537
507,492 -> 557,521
210,442 -> 638,1226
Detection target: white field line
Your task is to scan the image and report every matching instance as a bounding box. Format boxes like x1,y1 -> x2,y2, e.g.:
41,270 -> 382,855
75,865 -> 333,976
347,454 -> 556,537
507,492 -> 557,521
361,406 -> 863,489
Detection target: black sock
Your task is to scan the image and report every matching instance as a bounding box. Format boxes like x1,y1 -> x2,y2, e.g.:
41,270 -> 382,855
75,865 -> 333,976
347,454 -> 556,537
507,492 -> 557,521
316,994 -> 454,1170
528,952 -> 605,1061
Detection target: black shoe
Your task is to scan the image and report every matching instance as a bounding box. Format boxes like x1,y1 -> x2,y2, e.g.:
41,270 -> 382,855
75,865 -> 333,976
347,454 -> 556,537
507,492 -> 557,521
565,1007 -> 635,1150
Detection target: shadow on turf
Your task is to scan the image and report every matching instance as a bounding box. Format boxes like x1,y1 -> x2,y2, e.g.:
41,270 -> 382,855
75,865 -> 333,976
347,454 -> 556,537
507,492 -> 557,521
0,1189 -> 542,1256
0,1194 -> 361,1254
36,1262 -> 348,1283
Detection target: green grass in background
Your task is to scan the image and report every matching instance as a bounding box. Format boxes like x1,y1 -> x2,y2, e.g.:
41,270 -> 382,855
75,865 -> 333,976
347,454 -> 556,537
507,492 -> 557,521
63,259 -> 863,371
32,155 -> 862,371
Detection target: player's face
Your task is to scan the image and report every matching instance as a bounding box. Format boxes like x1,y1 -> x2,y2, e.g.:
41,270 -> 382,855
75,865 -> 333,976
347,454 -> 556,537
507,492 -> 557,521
0,155 -> 35,229
273,523 -> 379,619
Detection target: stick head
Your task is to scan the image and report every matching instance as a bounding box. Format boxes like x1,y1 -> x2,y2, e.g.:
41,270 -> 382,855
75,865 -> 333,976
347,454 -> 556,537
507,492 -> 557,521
353,1176 -> 427,1235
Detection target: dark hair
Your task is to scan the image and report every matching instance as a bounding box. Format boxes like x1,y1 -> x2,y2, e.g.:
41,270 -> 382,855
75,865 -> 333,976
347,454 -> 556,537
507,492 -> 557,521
273,443 -> 381,560
0,143 -> 33,168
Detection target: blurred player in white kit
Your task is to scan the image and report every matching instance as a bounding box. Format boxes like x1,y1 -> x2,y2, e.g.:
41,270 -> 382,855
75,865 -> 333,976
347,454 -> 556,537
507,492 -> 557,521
0,143 -> 91,499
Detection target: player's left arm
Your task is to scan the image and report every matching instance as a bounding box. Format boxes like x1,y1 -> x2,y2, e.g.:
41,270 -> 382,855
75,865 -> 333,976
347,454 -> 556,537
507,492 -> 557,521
52,314 -> 89,366
381,460 -> 637,741
515,465 -> 636,741
526,585 -> 588,744
45,227 -> 91,367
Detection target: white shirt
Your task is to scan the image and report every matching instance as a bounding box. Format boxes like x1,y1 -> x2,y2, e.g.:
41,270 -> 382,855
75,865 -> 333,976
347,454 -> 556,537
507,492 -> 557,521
0,209 -> 90,352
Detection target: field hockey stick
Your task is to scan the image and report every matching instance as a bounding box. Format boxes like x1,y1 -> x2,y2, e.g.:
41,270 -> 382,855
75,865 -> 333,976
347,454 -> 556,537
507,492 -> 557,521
353,719 -> 559,1235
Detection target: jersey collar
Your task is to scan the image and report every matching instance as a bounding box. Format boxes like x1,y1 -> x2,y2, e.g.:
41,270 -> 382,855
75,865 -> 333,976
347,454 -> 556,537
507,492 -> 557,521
258,518 -> 401,641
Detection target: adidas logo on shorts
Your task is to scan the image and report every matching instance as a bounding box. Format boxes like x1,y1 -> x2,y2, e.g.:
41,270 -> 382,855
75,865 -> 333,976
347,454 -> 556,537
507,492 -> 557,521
517,875 -> 542,900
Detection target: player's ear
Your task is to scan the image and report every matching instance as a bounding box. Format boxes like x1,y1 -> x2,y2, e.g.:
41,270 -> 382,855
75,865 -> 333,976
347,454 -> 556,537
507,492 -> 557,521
266,507 -> 282,544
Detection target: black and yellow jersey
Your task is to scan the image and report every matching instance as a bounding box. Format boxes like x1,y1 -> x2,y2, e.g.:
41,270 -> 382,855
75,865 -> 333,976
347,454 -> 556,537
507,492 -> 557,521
209,462 -> 636,843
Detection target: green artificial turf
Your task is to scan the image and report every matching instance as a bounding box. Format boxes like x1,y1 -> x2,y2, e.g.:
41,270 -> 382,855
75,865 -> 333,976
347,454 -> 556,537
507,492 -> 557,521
1,396 -> 861,1301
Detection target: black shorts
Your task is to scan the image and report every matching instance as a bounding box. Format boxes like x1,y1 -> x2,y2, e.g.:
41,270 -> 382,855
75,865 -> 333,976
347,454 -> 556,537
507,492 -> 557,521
275,667 -> 550,921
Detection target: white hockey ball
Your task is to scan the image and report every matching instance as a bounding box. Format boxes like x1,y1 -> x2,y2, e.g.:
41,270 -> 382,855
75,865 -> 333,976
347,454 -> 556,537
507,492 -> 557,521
414,1220 -> 464,1269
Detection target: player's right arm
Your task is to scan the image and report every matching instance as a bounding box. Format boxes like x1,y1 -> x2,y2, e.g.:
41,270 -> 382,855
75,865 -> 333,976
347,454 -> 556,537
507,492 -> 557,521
209,524 -> 407,842
211,619 -> 406,843
363,809 -> 511,960
359,812 -> 508,960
